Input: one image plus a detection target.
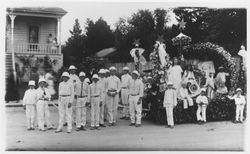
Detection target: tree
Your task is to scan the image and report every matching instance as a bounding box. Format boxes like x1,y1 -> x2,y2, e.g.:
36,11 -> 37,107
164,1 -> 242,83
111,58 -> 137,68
62,19 -> 86,66
85,17 -> 115,56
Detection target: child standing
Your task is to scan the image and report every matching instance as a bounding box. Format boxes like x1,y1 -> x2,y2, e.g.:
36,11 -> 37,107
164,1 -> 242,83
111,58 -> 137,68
228,88 -> 246,123
36,78 -> 52,131
196,88 -> 208,124
163,82 -> 177,128
55,72 -> 74,133
89,74 -> 103,130
75,72 -> 89,131
23,80 -> 37,130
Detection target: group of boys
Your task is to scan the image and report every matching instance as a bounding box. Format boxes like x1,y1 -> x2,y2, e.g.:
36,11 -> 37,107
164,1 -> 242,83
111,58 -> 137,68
23,65 -> 144,133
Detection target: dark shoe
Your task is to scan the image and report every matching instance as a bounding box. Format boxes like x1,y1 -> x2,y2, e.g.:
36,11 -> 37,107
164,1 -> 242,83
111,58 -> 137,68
67,130 -> 71,134
96,127 -> 100,130
55,129 -> 62,133
90,127 -> 95,130
27,128 -> 32,131
81,127 -> 87,131
39,129 -> 46,131
165,125 -> 169,128
170,125 -> 174,129
120,117 -> 126,119
112,123 -> 116,126
100,124 -> 106,127
44,124 -> 47,127
135,124 -> 141,127
108,123 -> 113,126
63,123 -> 67,126
47,126 -> 55,130
129,123 -> 135,126
31,128 -> 35,130
76,127 -> 81,131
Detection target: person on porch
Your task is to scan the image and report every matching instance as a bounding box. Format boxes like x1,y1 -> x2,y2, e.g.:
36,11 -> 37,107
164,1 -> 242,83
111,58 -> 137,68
168,57 -> 183,94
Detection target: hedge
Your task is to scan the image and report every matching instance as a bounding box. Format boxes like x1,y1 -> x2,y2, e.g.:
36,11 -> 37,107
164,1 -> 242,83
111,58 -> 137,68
146,94 -> 246,125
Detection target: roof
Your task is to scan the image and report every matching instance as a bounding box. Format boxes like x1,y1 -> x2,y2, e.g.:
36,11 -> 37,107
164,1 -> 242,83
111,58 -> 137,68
7,7 -> 67,17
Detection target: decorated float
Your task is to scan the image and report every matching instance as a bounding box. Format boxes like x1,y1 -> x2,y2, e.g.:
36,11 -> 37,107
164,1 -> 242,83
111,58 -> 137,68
136,19 -> 246,124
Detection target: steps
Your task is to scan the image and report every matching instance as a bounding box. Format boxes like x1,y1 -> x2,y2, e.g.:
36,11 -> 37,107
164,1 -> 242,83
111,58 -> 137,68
5,53 -> 13,81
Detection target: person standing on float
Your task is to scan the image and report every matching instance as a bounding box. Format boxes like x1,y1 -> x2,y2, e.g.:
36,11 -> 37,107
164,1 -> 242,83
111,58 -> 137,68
168,57 -> 183,94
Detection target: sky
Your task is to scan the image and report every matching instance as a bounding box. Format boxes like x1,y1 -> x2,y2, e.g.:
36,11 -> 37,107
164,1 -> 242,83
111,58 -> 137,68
2,0 -> 248,44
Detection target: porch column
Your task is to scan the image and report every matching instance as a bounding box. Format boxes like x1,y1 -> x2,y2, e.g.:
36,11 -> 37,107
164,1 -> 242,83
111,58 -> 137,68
57,17 -> 62,54
9,14 -> 16,83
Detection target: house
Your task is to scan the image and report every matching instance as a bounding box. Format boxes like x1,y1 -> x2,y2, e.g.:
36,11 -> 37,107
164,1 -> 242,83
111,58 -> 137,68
5,7 -> 67,82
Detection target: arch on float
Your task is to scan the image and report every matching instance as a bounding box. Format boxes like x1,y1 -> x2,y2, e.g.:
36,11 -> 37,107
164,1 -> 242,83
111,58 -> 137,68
182,42 -> 238,90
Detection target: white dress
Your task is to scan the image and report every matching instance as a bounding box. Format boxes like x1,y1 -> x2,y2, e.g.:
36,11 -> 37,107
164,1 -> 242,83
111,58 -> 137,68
168,65 -> 183,91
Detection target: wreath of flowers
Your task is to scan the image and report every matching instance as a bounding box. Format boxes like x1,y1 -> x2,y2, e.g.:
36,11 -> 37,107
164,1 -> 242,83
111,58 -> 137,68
182,42 -> 238,90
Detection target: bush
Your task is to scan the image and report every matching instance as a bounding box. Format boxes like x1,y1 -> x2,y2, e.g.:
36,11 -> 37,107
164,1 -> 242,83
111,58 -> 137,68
5,73 -> 20,102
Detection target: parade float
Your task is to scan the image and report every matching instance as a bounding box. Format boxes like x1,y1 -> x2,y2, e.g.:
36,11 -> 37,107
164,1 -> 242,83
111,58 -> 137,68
136,19 -> 246,124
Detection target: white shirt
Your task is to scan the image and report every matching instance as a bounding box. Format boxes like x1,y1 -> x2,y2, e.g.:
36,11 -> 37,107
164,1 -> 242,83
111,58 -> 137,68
106,75 -> 121,93
75,81 -> 89,97
163,89 -> 177,107
228,94 -> 246,105
98,77 -> 107,93
121,74 -> 132,88
178,87 -> 188,100
69,74 -> 81,94
36,87 -> 51,101
128,78 -> 144,97
196,95 -> 208,105
23,89 -> 37,105
58,81 -> 74,103
216,72 -> 229,83
168,65 -> 183,84
88,82 -> 104,102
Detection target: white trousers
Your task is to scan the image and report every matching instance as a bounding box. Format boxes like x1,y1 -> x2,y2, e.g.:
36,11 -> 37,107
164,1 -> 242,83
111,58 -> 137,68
182,97 -> 193,109
91,97 -> 100,127
57,96 -> 72,131
99,95 -> 106,124
107,95 -> 119,123
236,104 -> 245,121
196,105 -> 207,122
36,100 -> 48,130
165,106 -> 174,126
76,97 -> 87,128
72,98 -> 77,123
121,89 -> 130,117
25,104 -> 36,128
104,94 -> 109,120
129,95 -> 142,124
44,102 -> 52,127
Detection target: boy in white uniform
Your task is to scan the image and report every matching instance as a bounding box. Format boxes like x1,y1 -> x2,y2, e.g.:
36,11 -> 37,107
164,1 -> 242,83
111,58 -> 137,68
98,69 -> 107,127
228,88 -> 246,123
36,78 -> 52,131
68,65 -> 80,125
55,72 -> 74,133
75,72 -> 89,131
89,74 -> 104,130
196,88 -> 208,124
105,66 -> 121,126
128,70 -> 144,127
163,82 -> 177,128
120,67 -> 132,120
23,80 -> 37,130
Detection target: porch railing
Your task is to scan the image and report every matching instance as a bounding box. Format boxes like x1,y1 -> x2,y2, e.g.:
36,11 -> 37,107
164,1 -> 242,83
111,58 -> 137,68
7,43 -> 60,55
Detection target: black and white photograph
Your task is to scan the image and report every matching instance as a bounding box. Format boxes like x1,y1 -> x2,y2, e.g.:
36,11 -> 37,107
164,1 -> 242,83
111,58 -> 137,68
1,0 -> 249,152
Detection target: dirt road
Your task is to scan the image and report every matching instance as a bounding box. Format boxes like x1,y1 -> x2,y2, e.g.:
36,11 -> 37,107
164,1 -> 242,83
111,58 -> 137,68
5,107 -> 245,151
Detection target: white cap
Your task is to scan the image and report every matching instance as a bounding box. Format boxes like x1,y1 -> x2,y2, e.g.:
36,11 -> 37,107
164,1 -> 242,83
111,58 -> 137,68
132,70 -> 140,76
123,67 -> 129,71
79,72 -> 86,77
84,78 -> 90,83
236,88 -> 242,92
62,72 -> 70,78
68,65 -> 77,70
98,69 -> 106,74
105,69 -> 110,73
201,88 -> 206,92
92,74 -> 99,79
28,80 -> 35,86
38,78 -> 47,84
167,81 -> 173,85
109,66 -> 116,71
